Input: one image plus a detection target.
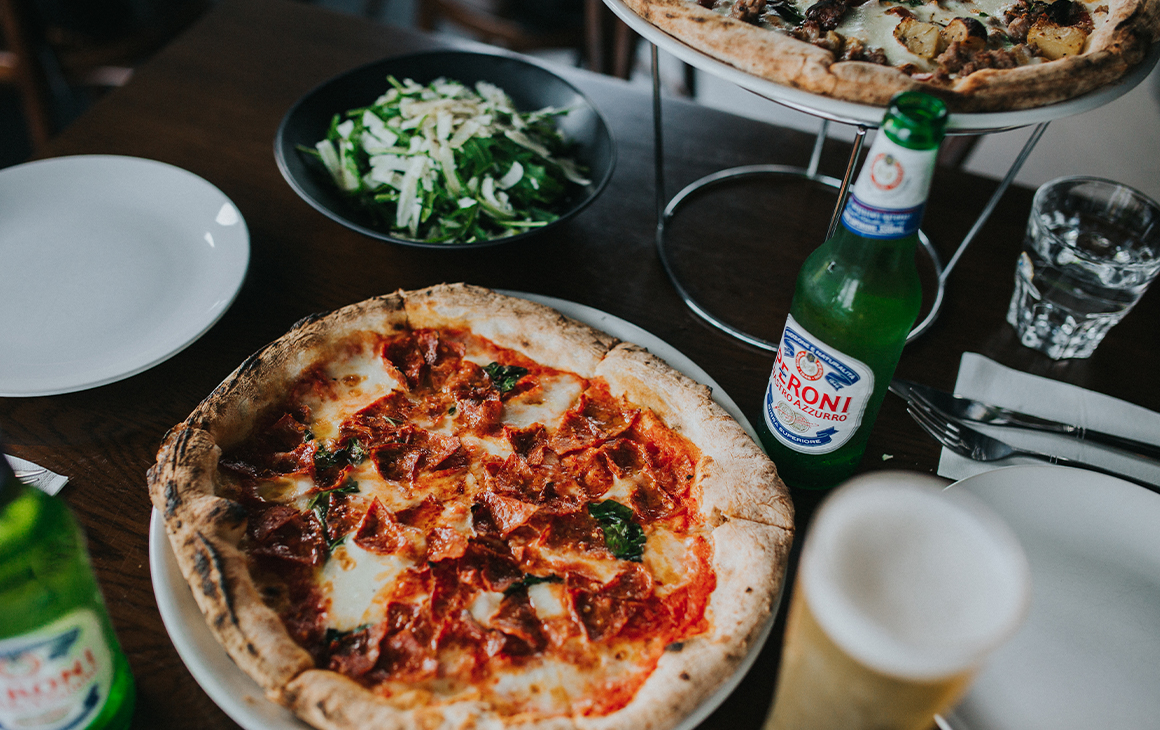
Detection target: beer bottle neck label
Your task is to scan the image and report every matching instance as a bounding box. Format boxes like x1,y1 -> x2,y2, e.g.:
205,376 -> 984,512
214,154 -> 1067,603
0,609 -> 113,730
762,315 -> 875,455
840,140 -> 937,239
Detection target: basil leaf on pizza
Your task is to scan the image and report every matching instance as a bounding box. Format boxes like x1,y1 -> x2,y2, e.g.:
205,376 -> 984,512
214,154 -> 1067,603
504,573 -> 564,596
314,438 -> 368,471
589,499 -> 648,562
148,284 -> 794,730
483,361 -> 529,393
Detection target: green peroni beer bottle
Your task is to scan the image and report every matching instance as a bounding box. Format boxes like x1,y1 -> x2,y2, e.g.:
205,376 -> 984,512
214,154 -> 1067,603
0,450 -> 136,729
758,92 -> 948,489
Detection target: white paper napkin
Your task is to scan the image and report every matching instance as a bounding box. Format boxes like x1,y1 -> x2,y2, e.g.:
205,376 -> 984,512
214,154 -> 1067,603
936,353 -> 1160,485
5,454 -> 69,495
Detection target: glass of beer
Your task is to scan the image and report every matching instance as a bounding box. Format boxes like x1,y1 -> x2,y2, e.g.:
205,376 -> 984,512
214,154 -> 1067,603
765,472 -> 1029,730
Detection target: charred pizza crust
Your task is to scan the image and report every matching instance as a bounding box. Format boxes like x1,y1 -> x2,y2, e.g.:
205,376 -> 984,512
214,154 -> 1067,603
148,283 -> 793,730
621,0 -> 1158,111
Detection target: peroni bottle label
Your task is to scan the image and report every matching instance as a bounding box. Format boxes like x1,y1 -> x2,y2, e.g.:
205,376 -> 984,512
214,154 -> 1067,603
840,144 -> 937,239
0,609 -> 113,730
762,315 -> 875,454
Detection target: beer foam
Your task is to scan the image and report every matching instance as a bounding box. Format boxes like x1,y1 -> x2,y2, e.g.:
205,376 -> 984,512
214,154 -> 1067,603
802,473 -> 1029,680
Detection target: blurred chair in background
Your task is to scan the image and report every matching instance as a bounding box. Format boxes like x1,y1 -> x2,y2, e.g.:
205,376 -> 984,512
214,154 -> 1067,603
583,0 -> 635,79
0,0 -> 209,153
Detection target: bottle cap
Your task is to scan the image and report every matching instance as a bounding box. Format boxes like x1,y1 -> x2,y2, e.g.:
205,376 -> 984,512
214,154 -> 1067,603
882,92 -> 948,151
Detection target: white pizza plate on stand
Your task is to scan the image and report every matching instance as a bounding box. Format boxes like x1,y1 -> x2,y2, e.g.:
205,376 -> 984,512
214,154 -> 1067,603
944,465 -> 1160,730
150,293 -> 779,730
0,155 -> 250,397
602,0 -> 1160,132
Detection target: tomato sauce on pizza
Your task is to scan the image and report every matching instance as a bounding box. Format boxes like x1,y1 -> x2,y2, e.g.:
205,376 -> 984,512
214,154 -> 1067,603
214,325 -> 717,717
150,286 -> 793,730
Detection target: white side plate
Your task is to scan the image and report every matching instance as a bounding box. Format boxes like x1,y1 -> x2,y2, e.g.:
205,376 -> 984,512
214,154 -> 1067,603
150,293 -> 775,730
0,155 -> 249,396
946,465 -> 1160,730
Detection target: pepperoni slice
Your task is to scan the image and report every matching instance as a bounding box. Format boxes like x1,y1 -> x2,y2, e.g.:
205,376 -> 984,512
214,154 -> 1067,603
506,423 -> 549,465
490,594 -> 547,652
459,539 -> 523,593
481,491 -> 539,536
569,565 -> 655,642
372,428 -> 465,482
549,387 -> 638,455
374,604 -> 439,682
327,622 -> 387,678
353,498 -> 423,557
249,505 -> 327,567
427,527 -> 469,562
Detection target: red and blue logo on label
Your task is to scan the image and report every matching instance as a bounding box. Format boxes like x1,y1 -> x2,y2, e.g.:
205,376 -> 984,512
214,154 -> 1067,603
763,317 -> 875,455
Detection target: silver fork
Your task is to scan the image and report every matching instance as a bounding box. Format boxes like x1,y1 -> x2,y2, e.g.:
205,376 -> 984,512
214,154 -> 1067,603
906,394 -> 1160,494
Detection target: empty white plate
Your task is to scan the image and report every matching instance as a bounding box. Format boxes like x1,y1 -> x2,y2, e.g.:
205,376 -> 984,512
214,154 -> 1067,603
947,465 -> 1160,730
0,155 -> 249,396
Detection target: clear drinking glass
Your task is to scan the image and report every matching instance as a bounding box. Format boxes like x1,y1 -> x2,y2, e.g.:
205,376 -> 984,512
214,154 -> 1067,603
1007,176 -> 1160,359
763,473 -> 1029,730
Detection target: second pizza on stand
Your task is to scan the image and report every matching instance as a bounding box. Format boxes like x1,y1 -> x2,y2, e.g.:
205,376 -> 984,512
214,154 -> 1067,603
620,0 -> 1159,111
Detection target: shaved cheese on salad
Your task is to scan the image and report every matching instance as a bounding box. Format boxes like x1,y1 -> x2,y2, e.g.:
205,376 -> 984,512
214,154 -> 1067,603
305,75 -> 592,244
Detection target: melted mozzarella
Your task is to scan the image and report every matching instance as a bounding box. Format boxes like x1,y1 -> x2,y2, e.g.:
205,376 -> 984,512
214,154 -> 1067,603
461,350 -> 499,367
305,346 -> 404,440
644,529 -> 697,597
462,433 -> 514,460
527,582 -> 568,620
843,3 -> 924,67
534,543 -> 622,585
439,499 -> 475,536
345,459 -> 414,512
600,474 -> 638,503
500,373 -> 584,429
470,590 -> 506,626
320,541 -> 409,631
424,414 -> 458,437
255,473 -> 317,511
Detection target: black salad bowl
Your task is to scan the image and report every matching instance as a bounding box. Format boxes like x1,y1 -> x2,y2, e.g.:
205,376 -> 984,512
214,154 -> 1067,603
274,49 -> 616,249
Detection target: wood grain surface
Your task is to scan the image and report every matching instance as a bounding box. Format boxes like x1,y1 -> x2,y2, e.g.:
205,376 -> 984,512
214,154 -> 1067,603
2,0 -> 1157,727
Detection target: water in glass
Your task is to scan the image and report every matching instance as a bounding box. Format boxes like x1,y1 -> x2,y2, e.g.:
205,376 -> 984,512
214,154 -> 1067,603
1007,178 -> 1160,359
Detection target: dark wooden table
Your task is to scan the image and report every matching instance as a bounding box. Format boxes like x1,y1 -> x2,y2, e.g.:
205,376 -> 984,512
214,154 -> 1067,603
3,0 -> 1158,727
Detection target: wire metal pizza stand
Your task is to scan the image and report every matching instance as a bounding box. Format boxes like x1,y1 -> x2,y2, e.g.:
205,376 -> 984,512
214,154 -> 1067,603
602,0 -> 1160,350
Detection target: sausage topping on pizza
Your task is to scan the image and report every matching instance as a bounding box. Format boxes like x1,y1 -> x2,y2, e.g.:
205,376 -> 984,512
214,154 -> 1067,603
623,0 -> 1158,110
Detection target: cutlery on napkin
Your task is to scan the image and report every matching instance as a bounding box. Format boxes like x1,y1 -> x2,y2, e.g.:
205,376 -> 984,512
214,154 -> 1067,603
892,378 -> 1160,462
925,354 -> 1160,485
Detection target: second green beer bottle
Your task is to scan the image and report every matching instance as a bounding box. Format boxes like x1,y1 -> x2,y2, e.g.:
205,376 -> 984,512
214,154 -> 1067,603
757,91 -> 948,489
0,449 -> 136,730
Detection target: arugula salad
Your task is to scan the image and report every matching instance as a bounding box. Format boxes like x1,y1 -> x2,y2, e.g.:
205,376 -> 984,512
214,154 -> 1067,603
307,76 -> 591,244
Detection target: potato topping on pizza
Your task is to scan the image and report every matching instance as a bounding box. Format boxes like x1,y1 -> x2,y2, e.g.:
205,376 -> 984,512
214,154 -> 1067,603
149,284 -> 793,730
623,0 -> 1158,110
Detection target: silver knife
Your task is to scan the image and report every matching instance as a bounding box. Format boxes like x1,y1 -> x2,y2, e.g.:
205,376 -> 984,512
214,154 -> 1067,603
890,378 -> 1160,463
